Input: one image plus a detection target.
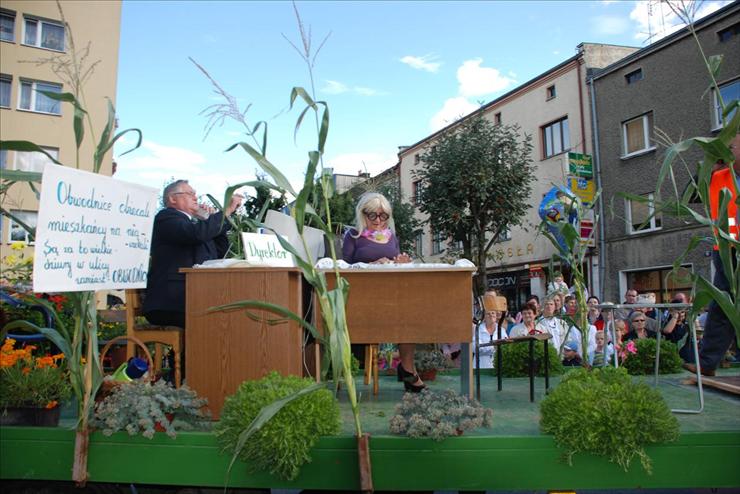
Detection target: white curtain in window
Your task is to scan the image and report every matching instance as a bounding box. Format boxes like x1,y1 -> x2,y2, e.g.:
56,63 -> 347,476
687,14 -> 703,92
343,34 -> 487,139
42,22 -> 64,50
24,19 -> 36,45
15,148 -> 58,172
0,77 -> 10,107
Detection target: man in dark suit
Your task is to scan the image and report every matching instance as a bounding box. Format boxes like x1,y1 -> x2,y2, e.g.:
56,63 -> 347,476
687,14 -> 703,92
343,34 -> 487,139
143,179 -> 243,327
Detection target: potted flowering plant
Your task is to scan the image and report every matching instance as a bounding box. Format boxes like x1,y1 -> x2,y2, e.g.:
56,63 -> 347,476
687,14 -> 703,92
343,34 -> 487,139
413,348 -> 450,381
0,338 -> 71,426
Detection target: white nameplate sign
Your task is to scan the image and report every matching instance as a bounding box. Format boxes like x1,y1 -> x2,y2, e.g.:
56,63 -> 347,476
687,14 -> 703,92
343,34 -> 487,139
33,164 -> 158,292
241,232 -> 295,267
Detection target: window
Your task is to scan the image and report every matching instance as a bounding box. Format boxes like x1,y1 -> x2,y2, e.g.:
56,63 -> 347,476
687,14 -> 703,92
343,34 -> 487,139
8,210 -> 37,244
414,232 -> 423,257
412,180 -> 423,205
0,74 -> 10,108
414,153 -> 420,165
0,149 -> 7,169
546,85 -> 556,100
15,146 -> 58,172
622,113 -> 654,156
625,68 -> 643,84
542,117 -> 569,158
494,112 -> 501,125
19,79 -> 61,114
626,193 -> 662,234
717,22 -> 739,43
0,10 -> 14,42
432,230 -> 444,255
23,16 -> 64,51
712,79 -> 739,130
496,226 -> 511,242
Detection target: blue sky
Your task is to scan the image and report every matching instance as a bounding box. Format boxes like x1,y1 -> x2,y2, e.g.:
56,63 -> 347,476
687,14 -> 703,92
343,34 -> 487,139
112,0 -> 729,201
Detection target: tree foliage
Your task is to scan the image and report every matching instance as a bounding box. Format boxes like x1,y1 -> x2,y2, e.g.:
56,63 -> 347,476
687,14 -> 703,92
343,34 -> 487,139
243,171 -> 287,220
414,115 -> 535,295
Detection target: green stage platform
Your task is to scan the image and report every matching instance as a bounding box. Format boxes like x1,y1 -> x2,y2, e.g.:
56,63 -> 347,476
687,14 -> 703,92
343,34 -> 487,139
1,369 -> 739,492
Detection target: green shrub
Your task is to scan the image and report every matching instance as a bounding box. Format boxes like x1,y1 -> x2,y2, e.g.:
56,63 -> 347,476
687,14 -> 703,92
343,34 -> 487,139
494,340 -> 564,377
215,371 -> 340,481
540,367 -> 679,473
621,338 -> 683,375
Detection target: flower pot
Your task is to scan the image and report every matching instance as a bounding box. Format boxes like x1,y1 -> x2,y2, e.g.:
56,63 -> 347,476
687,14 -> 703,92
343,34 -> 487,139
0,406 -> 61,427
419,369 -> 437,381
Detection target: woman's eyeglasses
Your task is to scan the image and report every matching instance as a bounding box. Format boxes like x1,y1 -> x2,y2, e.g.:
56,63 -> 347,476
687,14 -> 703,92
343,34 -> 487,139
364,212 -> 389,221
633,319 -> 646,323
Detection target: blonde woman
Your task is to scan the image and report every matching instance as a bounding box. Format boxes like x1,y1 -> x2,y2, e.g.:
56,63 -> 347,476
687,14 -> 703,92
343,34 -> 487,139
342,193 -> 419,391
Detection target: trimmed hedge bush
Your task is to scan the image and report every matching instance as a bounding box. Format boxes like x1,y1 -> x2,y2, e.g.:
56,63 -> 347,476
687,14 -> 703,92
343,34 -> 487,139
215,372 -> 340,481
494,340 -> 564,377
621,338 -> 683,375
540,367 -> 679,473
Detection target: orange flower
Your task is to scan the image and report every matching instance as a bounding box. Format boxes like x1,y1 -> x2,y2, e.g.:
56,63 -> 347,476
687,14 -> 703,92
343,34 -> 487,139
22,366 -> 31,375
45,400 -> 59,409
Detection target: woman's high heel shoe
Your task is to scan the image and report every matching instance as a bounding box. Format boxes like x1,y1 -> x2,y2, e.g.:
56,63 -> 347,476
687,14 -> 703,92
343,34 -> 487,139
398,363 -> 426,393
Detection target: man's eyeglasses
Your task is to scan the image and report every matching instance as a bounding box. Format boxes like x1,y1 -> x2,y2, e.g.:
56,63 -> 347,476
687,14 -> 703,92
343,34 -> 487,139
364,212 -> 389,221
173,191 -> 197,198
633,319 -> 646,323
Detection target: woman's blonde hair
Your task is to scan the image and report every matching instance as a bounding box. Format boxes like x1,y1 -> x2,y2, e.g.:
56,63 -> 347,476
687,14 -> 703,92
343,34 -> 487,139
351,192 -> 395,237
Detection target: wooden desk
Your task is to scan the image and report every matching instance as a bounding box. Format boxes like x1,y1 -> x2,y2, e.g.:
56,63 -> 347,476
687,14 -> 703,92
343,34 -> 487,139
183,267 -> 304,419
318,267 -> 476,395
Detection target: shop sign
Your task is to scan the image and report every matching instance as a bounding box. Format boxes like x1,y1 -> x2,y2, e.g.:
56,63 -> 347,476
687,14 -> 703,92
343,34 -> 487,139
487,273 -> 519,289
567,175 -> 596,206
568,152 -> 593,178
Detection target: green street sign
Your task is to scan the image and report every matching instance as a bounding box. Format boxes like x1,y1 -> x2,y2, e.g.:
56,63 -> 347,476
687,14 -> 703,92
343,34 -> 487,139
568,152 -> 593,178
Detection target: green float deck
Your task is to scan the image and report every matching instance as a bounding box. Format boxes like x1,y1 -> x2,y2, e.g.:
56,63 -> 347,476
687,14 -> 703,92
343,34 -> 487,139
2,369 -> 739,491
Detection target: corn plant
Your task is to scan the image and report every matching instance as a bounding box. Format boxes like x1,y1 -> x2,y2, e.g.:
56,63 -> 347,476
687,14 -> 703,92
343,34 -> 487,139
0,2 -> 141,485
621,1 -> 739,342
192,6 -> 369,488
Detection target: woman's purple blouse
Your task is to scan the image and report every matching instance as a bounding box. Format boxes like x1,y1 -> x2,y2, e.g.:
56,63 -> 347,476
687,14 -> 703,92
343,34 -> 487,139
342,228 -> 400,263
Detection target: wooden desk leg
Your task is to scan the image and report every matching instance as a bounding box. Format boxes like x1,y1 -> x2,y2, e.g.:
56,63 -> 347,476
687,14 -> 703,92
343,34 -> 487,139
528,339 -> 535,403
544,340 -> 550,393
364,345 -> 371,385
460,342 -> 472,398
372,346 -> 379,396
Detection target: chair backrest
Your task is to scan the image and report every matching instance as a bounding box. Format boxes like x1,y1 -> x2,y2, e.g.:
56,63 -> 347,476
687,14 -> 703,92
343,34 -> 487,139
124,289 -> 144,334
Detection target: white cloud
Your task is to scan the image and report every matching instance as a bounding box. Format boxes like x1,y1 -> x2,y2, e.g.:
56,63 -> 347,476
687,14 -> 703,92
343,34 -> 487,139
591,14 -> 630,35
429,97 -> 479,132
629,0 -> 730,42
326,151 -> 398,177
354,86 -> 379,96
400,54 -> 442,73
457,58 -> 516,98
322,80 -> 349,94
553,50 -> 561,55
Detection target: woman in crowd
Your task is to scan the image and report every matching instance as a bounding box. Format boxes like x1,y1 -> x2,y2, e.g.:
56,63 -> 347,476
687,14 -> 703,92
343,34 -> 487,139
587,295 -> 605,331
473,307 -> 507,369
624,311 -> 658,341
535,296 -> 569,353
342,192 -> 420,391
508,303 -> 538,337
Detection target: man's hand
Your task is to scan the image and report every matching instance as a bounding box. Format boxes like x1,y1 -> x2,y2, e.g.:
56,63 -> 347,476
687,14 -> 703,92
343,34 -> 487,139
225,194 -> 244,216
394,253 -> 412,264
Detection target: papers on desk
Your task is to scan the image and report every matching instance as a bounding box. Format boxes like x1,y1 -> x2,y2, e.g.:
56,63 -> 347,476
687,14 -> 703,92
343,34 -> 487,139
314,258 -> 476,270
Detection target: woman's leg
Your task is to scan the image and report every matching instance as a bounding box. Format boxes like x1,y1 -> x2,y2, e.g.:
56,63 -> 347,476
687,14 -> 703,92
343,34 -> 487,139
399,343 -> 423,384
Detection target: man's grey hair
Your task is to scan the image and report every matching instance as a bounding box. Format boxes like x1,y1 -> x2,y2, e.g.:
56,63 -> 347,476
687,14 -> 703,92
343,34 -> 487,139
162,179 -> 189,207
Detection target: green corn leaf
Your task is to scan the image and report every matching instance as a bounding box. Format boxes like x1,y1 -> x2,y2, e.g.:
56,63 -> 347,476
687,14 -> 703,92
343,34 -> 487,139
294,151 -> 320,234
0,141 -> 63,165
207,299 -> 323,342
226,142 -> 297,197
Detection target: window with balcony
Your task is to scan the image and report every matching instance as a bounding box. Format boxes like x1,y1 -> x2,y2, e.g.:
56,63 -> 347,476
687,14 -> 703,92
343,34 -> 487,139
621,112 -> 654,157
8,210 -> 37,244
712,79 -> 739,130
412,180 -> 423,205
626,193 -> 662,234
15,146 -> 58,172
23,16 -> 65,51
542,117 -> 569,159
0,74 -> 10,108
19,79 -> 61,114
0,10 -> 15,42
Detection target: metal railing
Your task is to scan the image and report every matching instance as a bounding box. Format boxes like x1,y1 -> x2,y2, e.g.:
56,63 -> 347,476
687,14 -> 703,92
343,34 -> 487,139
597,302 -> 704,414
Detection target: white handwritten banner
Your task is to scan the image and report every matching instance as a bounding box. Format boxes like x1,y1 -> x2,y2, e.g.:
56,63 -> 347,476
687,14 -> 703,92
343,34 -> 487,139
241,232 -> 295,267
33,165 -> 158,292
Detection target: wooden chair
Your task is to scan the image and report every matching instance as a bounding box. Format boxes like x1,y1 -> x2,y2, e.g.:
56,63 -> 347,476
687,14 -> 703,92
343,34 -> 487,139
363,344 -> 380,396
124,289 -> 183,387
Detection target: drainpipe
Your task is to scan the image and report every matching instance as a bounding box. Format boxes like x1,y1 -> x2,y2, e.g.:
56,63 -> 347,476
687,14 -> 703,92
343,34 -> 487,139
588,75 -> 606,301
